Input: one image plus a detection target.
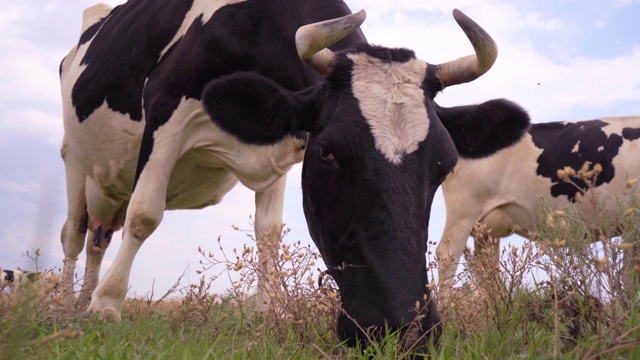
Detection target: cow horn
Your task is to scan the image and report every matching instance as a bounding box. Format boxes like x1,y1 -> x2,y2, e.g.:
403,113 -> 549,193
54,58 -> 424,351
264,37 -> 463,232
436,9 -> 498,88
296,10 -> 366,77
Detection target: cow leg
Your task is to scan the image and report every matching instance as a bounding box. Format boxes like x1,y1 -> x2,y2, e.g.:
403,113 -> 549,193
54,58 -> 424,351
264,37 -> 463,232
436,221 -> 476,291
621,245 -> 640,300
87,189 -> 166,321
75,229 -> 108,310
87,131 -> 182,321
60,147 -> 89,305
77,180 -> 125,310
470,224 -> 501,293
254,175 -> 287,311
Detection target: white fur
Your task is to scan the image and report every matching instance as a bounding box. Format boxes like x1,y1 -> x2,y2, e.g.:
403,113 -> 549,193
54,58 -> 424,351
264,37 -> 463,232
81,3 -> 112,33
349,53 -> 430,164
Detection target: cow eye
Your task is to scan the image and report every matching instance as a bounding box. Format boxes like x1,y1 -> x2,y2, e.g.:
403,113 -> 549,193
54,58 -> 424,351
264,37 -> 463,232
318,145 -> 335,162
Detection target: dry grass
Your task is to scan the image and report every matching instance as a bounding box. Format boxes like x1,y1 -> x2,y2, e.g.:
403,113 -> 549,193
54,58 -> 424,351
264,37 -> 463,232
437,164 -> 640,358
1,164 -> 639,358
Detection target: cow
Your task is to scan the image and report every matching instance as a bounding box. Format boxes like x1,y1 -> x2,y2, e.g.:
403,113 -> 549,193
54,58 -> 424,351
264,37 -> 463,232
436,116 -> 640,293
59,1 -> 365,313
59,0 -> 530,348
1,269 -> 58,293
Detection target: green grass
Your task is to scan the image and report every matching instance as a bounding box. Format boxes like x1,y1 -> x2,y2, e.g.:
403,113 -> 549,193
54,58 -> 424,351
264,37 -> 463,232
1,303 -> 338,359
2,267 -> 638,359
0,296 -> 640,359
2,172 -> 639,359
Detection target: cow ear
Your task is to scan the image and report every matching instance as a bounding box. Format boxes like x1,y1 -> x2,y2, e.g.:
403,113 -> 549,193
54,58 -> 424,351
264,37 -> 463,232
202,72 -> 314,144
436,99 -> 530,158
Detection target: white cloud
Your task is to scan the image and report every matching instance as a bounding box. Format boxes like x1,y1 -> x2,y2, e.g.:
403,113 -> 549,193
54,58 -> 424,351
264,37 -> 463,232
614,0 -> 640,6
0,181 -> 41,194
347,1 -> 640,122
595,19 -> 607,29
0,109 -> 64,146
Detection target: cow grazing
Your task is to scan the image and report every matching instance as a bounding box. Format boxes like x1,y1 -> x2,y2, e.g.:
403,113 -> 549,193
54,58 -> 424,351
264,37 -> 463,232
437,116 -> 640,291
60,0 -> 530,348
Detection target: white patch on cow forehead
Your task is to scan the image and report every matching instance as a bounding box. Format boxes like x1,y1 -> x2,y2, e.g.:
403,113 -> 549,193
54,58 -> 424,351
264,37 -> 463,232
160,0 -> 248,58
348,53 -> 429,165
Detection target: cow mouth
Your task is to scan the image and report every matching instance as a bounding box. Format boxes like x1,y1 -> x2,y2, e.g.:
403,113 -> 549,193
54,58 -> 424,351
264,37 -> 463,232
336,298 -> 441,351
323,258 -> 440,350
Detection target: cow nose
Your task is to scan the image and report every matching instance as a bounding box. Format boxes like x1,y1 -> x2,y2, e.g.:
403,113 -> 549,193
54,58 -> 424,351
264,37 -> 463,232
337,311 -> 394,348
336,310 -> 440,352
337,312 -> 369,348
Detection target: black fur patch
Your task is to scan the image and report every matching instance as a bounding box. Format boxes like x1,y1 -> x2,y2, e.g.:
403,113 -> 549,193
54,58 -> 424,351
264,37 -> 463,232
622,127 -> 640,141
436,99 -> 531,159
4,270 -> 14,282
358,45 -> 416,63
72,0 -> 193,122
422,64 -> 442,97
530,120 -> 623,200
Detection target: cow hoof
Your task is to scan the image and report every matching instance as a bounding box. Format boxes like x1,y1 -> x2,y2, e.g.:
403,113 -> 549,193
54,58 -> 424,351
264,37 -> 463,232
76,295 -> 91,311
86,305 -> 121,323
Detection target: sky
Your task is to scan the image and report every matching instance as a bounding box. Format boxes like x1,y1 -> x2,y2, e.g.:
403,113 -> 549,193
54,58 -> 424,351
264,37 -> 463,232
1,0 -> 639,299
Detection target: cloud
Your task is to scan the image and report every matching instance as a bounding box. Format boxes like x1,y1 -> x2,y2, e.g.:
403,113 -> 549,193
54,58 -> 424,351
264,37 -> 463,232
0,181 -> 41,194
614,0 -> 640,6
348,1 -> 640,122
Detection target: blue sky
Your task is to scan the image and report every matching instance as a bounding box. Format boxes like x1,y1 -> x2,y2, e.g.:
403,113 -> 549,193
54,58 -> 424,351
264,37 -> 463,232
1,0 -> 639,298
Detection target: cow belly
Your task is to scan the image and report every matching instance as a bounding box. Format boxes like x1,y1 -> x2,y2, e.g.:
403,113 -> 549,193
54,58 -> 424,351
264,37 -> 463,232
165,151 -> 239,210
479,203 -> 535,238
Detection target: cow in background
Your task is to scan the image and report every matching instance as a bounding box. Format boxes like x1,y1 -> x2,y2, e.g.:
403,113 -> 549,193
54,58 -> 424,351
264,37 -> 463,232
1,269 -> 58,293
437,116 -> 640,293
60,0 -> 531,348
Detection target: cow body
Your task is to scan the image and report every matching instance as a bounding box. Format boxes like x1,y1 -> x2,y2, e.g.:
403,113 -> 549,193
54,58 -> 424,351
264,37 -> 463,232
60,0 -> 365,313
437,116 -> 640,290
61,0 -> 531,349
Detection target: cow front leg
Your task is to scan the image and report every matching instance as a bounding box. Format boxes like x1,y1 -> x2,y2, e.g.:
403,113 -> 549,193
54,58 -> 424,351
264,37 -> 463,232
253,175 -> 287,312
87,141 -> 178,321
470,224 -> 502,293
436,222 -> 475,292
621,244 -> 640,300
87,194 -> 165,322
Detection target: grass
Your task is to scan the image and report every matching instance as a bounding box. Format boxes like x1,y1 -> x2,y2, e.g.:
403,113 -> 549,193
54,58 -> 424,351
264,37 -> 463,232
1,168 -> 639,359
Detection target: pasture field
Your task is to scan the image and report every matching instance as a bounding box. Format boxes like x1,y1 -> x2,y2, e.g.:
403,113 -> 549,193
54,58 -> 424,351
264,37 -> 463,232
2,180 -> 640,359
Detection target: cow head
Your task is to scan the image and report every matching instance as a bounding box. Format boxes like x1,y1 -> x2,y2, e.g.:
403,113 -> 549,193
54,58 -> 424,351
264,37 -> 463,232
203,9 -> 529,350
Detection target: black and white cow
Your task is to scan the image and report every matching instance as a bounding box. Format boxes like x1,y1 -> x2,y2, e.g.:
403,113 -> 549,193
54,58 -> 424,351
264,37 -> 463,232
60,0 -> 529,347
60,1 -> 366,314
437,116 -> 640,290
1,269 -> 37,290
0,269 -> 57,292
